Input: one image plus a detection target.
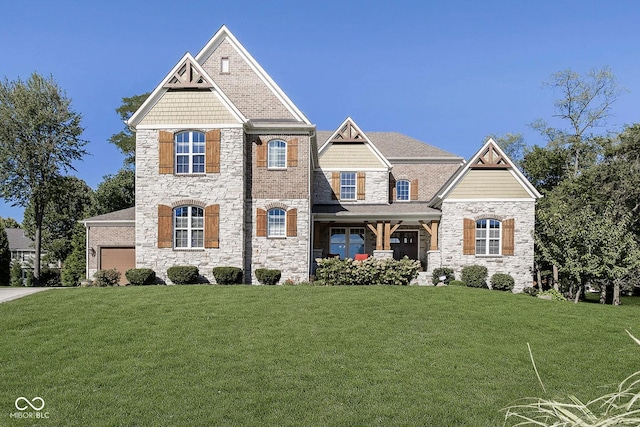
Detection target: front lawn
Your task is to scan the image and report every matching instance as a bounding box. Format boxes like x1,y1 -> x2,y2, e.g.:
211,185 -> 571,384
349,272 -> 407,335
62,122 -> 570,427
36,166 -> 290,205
0,286 -> 638,426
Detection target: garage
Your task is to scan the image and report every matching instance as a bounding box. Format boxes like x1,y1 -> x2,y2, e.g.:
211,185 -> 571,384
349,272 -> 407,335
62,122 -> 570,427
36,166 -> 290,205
100,247 -> 136,285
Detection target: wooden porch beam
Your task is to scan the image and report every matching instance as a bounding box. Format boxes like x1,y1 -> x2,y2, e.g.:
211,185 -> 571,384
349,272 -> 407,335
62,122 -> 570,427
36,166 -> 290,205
430,220 -> 439,251
383,222 -> 391,250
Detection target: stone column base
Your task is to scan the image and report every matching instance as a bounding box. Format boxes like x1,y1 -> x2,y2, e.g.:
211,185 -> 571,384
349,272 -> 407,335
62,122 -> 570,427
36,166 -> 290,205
373,249 -> 394,259
426,250 -> 442,274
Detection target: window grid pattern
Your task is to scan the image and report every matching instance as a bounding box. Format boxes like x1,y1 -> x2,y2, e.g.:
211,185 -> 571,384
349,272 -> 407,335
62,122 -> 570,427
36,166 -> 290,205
396,180 -> 410,201
267,208 -> 286,237
340,172 -> 357,200
174,206 -> 204,248
476,219 -> 501,255
268,140 -> 286,169
175,131 -> 205,174
330,228 -> 365,259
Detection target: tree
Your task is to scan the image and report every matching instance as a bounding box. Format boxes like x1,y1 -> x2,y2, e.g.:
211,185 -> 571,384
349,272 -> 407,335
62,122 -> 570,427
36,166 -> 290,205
485,133 -> 526,168
108,93 -> 149,166
0,228 -> 10,285
23,176 -> 94,264
94,168 -> 135,215
0,216 -> 20,228
521,144 -> 572,194
61,222 -> 87,287
0,73 -> 87,281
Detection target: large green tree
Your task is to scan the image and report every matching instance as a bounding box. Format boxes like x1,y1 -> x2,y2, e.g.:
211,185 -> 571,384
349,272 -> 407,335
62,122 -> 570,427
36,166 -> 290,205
0,228 -> 10,285
108,93 -> 149,166
0,73 -> 87,280
94,168 -> 135,215
0,217 -> 20,228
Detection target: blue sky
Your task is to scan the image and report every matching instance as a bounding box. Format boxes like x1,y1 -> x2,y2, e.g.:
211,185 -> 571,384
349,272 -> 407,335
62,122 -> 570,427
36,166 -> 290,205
1,0 -> 639,221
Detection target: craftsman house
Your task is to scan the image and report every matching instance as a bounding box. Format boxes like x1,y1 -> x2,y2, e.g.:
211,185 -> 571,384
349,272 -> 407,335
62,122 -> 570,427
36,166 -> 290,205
83,25 -> 541,290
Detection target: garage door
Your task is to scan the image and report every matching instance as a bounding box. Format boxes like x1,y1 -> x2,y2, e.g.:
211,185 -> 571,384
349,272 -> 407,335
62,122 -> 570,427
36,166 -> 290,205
100,247 -> 135,285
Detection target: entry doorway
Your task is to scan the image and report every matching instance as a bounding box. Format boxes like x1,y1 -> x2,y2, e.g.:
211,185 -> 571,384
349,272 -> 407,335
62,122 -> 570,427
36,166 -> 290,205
390,231 -> 418,260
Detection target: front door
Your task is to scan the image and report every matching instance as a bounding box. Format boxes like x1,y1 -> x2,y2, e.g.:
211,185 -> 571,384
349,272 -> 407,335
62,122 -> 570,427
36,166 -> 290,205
390,231 -> 418,260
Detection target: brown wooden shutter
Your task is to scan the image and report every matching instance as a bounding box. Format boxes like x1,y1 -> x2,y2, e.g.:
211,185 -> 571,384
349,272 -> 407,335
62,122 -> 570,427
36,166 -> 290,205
286,208 -> 297,237
331,172 -> 340,200
256,142 -> 267,168
158,204 -> 173,248
159,131 -> 174,174
256,208 -> 267,237
463,218 -> 475,255
287,138 -> 298,167
390,177 -> 396,202
357,172 -> 366,200
502,218 -> 515,256
206,130 -> 220,173
410,179 -> 419,201
205,204 -> 220,248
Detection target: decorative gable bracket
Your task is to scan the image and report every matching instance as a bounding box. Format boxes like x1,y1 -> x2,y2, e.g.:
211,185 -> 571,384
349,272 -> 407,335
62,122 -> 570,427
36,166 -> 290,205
163,58 -> 213,89
469,141 -> 511,169
331,121 -> 365,143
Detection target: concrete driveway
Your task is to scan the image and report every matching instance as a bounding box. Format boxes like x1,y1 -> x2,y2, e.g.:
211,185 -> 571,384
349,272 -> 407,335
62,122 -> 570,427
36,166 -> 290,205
0,287 -> 52,304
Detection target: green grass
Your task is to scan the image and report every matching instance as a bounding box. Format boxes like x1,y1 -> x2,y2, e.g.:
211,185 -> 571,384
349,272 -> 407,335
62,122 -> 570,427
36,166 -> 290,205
0,286 -> 638,426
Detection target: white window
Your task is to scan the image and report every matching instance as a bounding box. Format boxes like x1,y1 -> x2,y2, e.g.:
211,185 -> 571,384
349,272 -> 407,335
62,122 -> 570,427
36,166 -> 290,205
340,172 -> 357,200
221,57 -> 230,73
330,228 -> 365,259
267,208 -> 286,237
267,140 -> 287,169
175,131 -> 205,174
174,206 -> 204,248
396,180 -> 410,201
476,219 -> 501,255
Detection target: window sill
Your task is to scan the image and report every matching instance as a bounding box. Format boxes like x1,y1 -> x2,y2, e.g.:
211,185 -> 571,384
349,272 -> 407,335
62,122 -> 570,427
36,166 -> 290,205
173,248 -> 206,252
474,254 -> 502,258
174,173 -> 206,177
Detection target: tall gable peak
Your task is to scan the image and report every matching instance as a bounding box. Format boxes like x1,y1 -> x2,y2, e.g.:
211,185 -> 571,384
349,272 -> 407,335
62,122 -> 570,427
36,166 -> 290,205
469,139 -> 511,169
332,120 -> 366,142
164,57 -> 213,89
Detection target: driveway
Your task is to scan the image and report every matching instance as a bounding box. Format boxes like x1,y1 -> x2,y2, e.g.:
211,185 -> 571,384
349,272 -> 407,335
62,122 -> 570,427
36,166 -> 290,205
0,287 -> 52,304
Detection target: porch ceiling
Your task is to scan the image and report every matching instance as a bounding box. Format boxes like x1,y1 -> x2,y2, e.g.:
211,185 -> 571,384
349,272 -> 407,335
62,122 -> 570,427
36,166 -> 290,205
313,203 -> 441,222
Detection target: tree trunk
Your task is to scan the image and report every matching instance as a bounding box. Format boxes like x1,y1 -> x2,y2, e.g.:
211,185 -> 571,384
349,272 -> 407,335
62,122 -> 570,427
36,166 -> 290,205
34,204 -> 43,285
613,280 -> 621,306
553,265 -> 559,291
574,285 -> 582,304
536,265 -> 542,291
599,286 -> 607,304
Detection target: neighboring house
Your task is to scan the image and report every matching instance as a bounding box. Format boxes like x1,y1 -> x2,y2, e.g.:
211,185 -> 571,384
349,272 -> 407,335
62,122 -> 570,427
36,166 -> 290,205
85,25 -> 541,290
6,228 -> 36,273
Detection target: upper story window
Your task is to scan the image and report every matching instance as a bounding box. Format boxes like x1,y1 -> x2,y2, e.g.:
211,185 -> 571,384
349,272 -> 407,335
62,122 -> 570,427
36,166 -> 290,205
175,131 -> 205,174
268,140 -> 287,169
267,208 -> 286,237
221,57 -> 230,74
174,206 -> 204,248
476,219 -> 501,255
396,180 -> 410,201
340,172 -> 357,201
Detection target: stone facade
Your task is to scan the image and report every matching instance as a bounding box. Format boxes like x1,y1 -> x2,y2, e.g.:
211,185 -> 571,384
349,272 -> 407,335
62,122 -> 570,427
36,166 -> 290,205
438,200 -> 536,291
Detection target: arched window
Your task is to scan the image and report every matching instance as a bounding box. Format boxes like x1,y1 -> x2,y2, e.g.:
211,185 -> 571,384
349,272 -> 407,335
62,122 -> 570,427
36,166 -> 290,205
475,219 -> 501,255
267,208 -> 286,237
267,139 -> 287,169
175,131 -> 205,174
174,206 -> 204,248
396,180 -> 410,201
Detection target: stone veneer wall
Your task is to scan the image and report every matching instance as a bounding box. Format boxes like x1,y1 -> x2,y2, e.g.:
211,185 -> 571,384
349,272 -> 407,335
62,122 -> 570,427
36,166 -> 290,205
438,200 -> 536,292
246,198 -> 310,284
313,170 -> 388,204
135,128 -> 246,284
86,225 -> 135,279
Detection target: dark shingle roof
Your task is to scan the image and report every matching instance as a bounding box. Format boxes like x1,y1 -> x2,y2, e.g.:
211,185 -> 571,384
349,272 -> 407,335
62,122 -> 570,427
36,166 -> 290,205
81,207 -> 135,223
5,228 -> 34,251
317,130 -> 462,160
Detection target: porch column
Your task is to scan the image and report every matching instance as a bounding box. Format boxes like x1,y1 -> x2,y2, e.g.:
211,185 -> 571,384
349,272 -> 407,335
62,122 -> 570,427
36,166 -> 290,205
419,220 -> 439,251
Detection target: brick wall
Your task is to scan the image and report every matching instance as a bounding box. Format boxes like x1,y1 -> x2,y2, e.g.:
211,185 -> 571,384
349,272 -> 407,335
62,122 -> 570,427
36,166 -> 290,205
86,225 -> 135,278
390,162 -> 461,202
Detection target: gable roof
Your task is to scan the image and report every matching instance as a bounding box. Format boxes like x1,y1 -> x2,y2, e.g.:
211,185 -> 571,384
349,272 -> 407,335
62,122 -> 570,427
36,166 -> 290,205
5,228 -> 34,251
81,207 -> 135,226
431,138 -> 542,207
128,52 -> 245,129
194,25 -> 311,125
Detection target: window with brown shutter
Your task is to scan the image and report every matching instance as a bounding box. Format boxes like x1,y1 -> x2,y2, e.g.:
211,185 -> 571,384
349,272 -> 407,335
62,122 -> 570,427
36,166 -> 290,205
256,208 -> 267,237
286,208 -> 297,237
287,138 -> 298,167
389,176 -> 396,203
158,204 -> 173,248
206,130 -> 220,173
410,179 -> 419,201
463,218 -> 475,255
331,172 -> 340,200
357,172 -> 366,200
256,142 -> 267,168
205,205 -> 220,248
502,218 -> 515,256
159,131 -> 174,174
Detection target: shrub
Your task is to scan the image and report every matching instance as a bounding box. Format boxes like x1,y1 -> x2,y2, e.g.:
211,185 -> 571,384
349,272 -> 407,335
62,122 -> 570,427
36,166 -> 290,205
538,288 -> 567,301
125,268 -> 156,286
167,266 -> 199,285
94,269 -> 121,287
255,268 -> 282,285
40,267 -> 62,287
212,267 -> 243,285
10,261 -> 23,287
315,257 -> 419,286
523,286 -> 538,297
449,280 -> 465,287
491,273 -> 515,291
461,265 -> 488,288
432,267 -> 455,285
